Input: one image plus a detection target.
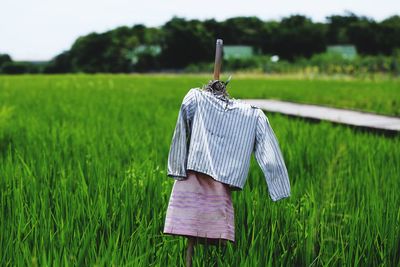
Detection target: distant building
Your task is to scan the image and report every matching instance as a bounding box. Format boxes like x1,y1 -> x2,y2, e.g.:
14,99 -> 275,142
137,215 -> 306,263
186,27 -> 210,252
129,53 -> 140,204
223,45 -> 254,59
326,45 -> 357,60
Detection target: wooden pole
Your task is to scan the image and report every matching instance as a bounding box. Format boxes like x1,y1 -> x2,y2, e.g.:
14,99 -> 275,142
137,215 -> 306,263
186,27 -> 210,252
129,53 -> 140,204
213,39 -> 223,80
186,38 -> 224,267
186,237 -> 195,267
183,40 -> 230,266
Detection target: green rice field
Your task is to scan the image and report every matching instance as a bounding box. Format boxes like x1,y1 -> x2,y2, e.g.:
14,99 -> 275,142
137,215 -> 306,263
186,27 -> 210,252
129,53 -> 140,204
0,74 -> 399,266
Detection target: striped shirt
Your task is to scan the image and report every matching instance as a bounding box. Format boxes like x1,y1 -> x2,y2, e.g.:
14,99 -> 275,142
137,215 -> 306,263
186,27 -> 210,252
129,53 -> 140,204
167,88 -> 291,201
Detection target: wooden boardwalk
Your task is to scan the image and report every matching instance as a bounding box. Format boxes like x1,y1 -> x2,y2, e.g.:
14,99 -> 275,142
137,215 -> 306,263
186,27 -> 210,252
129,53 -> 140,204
243,99 -> 400,134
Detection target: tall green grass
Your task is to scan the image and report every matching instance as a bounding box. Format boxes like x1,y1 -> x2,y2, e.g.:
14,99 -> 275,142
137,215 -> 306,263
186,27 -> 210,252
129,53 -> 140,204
0,74 -> 399,266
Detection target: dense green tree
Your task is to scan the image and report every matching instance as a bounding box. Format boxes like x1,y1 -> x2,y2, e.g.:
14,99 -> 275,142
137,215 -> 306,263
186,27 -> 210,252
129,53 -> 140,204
326,12 -> 361,44
259,21 -> 279,55
220,16 -> 265,48
203,19 -> 223,39
131,24 -> 163,45
43,51 -> 72,73
69,30 -> 137,73
0,54 -> 12,68
347,18 -> 380,55
379,16 -> 400,55
272,15 -> 327,60
1,62 -> 38,74
159,17 -> 214,69
6,13 -> 400,73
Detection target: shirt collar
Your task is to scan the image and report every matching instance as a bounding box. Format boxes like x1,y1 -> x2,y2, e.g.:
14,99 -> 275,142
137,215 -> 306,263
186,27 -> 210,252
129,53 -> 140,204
200,89 -> 241,111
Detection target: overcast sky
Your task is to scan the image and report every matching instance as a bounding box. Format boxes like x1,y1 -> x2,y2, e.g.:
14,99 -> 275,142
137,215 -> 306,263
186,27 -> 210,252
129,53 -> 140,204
1,0 -> 399,61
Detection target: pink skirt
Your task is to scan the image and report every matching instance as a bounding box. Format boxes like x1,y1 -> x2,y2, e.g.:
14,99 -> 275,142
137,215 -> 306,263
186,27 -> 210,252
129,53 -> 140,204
163,170 -> 235,245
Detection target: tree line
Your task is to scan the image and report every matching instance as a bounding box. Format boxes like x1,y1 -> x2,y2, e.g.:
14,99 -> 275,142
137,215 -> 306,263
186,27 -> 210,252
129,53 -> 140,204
1,12 -> 400,74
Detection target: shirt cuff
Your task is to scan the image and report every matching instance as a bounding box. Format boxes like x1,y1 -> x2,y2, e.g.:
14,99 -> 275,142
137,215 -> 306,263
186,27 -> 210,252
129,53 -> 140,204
167,172 -> 187,180
271,193 -> 291,202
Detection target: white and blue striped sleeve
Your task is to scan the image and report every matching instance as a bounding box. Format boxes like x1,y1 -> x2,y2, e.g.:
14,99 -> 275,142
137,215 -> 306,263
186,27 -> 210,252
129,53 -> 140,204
167,89 -> 197,180
253,109 -> 291,201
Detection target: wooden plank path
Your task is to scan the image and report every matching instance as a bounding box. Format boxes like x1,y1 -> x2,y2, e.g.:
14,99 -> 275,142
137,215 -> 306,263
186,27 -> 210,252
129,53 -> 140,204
243,99 -> 400,135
